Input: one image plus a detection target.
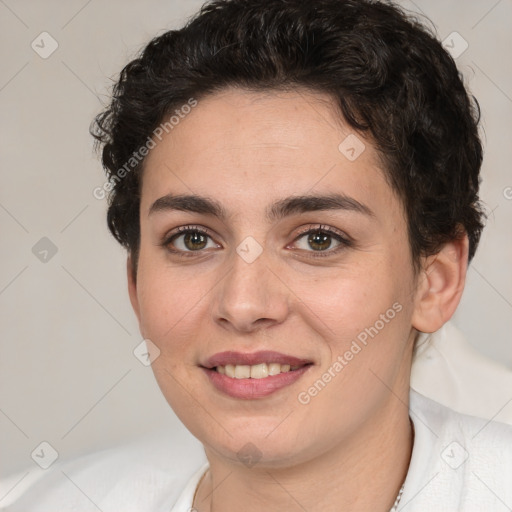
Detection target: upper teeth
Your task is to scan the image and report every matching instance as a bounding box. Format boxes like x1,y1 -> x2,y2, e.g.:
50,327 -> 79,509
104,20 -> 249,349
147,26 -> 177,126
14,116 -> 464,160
216,363 -> 301,379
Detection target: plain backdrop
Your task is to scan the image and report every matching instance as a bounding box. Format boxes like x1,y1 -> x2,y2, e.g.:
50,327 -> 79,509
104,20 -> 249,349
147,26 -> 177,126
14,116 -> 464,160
1,0 -> 511,479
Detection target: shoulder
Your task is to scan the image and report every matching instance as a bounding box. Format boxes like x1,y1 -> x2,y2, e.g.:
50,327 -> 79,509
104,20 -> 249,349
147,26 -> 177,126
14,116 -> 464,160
402,389 -> 512,511
1,431 -> 207,512
411,322 -> 512,424
410,388 -> 512,450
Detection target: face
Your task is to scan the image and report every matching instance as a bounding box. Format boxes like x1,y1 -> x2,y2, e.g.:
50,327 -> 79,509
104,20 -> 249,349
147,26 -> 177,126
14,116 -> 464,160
129,88 -> 420,468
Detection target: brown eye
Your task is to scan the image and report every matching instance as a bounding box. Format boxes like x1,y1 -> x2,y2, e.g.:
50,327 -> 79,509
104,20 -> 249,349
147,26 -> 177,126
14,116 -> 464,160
164,227 -> 220,254
307,231 -> 333,251
292,225 -> 352,257
181,231 -> 208,251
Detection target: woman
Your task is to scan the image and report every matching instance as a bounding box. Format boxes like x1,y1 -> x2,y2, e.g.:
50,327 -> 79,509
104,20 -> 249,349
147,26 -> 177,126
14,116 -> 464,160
96,0 -> 512,510
7,0 -> 512,510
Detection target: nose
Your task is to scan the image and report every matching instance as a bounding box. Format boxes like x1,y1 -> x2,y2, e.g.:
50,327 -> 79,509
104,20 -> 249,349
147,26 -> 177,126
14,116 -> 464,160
212,243 -> 290,334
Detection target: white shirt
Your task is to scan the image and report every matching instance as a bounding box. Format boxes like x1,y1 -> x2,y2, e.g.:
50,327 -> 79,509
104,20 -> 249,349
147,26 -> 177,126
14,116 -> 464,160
411,322 -> 512,424
3,388 -> 512,512
169,388 -> 512,512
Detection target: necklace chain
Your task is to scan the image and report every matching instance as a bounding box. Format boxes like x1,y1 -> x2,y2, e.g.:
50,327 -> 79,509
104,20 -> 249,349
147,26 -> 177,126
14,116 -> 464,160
389,483 -> 405,512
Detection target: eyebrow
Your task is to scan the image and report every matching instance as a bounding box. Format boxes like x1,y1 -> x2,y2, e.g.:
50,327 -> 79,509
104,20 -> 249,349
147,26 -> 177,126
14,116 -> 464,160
148,192 -> 375,222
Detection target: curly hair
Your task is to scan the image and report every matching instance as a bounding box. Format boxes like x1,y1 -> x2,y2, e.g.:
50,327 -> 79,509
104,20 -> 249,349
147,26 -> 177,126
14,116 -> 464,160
91,0 -> 486,277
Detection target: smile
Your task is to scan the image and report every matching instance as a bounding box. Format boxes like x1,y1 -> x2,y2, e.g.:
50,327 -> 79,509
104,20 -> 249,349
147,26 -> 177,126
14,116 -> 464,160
201,351 -> 313,399
216,362 -> 304,379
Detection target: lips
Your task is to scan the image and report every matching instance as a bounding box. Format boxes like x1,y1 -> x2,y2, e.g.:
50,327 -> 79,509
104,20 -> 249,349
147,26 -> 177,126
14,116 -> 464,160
200,350 -> 314,399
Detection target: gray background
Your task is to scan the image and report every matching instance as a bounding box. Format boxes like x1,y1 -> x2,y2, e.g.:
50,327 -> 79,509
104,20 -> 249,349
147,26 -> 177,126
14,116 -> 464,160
1,0 -> 511,480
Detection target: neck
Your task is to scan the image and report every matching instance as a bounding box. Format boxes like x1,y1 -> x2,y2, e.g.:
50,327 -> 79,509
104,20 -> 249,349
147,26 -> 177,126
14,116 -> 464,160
194,388 -> 413,512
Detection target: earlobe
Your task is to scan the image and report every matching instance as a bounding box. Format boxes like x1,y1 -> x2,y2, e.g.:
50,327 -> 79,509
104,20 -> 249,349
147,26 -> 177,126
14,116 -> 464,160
411,234 -> 469,333
127,255 -> 141,324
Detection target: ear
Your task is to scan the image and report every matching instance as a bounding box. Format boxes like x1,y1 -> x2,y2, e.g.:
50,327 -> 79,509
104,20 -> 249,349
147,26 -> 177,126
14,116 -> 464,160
127,254 -> 141,324
411,234 -> 469,333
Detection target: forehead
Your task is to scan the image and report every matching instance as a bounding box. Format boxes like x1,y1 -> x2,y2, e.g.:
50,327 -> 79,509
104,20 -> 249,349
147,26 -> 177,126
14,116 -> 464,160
140,88 -> 400,222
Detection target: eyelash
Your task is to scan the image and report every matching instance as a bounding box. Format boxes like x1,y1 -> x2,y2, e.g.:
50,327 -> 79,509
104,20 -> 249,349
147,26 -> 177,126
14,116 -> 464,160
161,225 -> 211,259
293,224 -> 352,257
161,224 -> 352,259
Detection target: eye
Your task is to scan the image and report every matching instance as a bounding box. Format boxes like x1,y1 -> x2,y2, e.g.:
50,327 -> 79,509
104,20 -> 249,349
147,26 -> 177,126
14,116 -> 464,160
162,225 -> 220,256
291,224 -> 352,257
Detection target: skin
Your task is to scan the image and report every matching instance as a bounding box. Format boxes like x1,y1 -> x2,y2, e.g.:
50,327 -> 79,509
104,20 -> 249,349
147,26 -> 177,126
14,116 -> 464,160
128,87 -> 468,511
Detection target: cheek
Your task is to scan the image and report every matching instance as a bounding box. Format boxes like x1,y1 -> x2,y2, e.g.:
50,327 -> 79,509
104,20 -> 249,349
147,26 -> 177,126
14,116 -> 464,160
294,262 -> 400,339
135,261 -> 209,408
135,256 -> 209,348
293,247 -> 414,385
293,266 -> 412,429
